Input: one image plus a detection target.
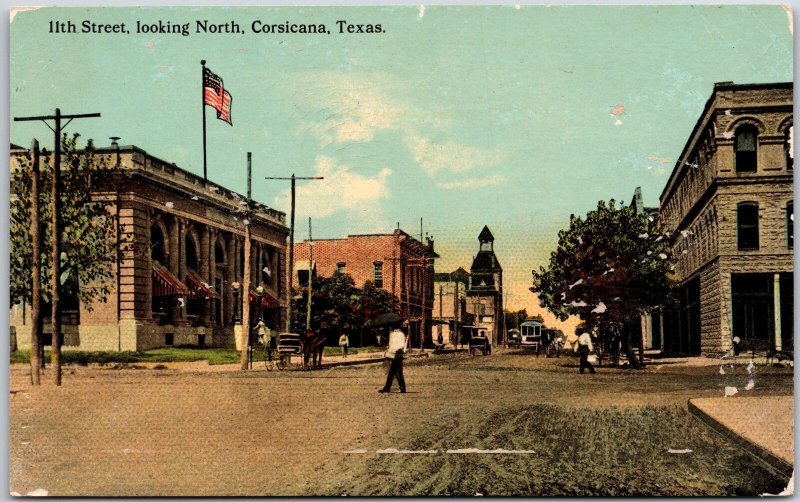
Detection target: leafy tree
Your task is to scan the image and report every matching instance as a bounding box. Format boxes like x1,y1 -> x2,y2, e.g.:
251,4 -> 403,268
11,134 -> 118,309
504,308 -> 529,330
291,273 -> 395,346
11,134 -> 119,384
531,199 -> 675,368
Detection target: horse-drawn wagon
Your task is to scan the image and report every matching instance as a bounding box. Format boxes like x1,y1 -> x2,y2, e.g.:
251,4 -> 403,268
469,334 -> 492,356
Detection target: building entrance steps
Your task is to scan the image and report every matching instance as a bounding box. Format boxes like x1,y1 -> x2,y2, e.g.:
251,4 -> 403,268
689,396 -> 793,479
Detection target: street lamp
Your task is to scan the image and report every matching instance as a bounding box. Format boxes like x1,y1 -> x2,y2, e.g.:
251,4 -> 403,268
256,285 -> 265,323
231,282 -> 241,324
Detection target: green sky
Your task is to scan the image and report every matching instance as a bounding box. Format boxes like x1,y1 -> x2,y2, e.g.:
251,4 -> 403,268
10,5 -> 793,320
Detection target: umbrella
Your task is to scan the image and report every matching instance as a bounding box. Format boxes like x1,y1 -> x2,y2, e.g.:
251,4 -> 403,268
364,312 -> 402,328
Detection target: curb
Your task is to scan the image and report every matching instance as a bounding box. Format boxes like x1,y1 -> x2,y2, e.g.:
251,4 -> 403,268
688,399 -> 793,479
322,351 -> 433,369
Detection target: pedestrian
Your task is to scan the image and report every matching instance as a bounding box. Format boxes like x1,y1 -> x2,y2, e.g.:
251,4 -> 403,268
379,320 -> 408,393
338,331 -> 350,358
576,327 -> 596,374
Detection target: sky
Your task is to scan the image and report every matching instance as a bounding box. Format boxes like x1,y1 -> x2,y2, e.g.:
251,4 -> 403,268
9,5 -> 793,330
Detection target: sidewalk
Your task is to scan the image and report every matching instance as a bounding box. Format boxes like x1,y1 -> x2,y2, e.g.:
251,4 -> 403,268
689,396 -> 794,478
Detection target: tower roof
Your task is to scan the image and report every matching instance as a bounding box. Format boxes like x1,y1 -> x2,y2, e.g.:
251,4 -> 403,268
478,225 -> 494,242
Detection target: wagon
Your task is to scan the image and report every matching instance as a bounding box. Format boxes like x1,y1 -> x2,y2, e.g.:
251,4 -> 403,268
265,332 -> 303,370
469,335 -> 491,356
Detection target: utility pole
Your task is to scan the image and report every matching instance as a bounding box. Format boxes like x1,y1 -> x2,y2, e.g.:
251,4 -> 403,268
305,217 -> 313,331
240,152 -> 253,370
15,109 -> 101,386
265,174 -> 323,333
29,139 -> 42,385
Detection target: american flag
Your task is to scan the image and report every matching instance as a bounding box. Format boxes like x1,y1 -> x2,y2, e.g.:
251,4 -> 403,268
203,67 -> 232,125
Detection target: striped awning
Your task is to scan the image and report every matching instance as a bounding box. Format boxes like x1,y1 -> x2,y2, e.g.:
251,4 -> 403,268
249,288 -> 280,309
185,270 -> 216,300
152,264 -> 189,297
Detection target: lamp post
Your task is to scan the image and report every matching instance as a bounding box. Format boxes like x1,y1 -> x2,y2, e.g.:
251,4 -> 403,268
231,282 -> 241,324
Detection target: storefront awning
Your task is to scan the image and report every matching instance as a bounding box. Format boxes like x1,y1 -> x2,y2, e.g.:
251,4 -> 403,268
185,270 -> 216,300
249,288 -> 280,309
152,264 -> 189,297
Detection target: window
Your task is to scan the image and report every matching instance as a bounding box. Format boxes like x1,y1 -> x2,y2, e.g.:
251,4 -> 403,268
336,262 -> 346,274
786,125 -> 793,170
734,125 -> 758,173
787,201 -> 794,249
373,261 -> 383,288
261,248 -> 273,285
737,202 -> 759,250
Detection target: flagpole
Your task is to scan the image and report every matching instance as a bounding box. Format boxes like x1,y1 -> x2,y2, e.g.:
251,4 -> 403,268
201,59 -> 208,181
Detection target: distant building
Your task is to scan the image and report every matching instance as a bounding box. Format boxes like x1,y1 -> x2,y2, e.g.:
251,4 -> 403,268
658,81 -> 793,356
293,229 -> 438,348
432,267 -> 473,346
10,143 -> 289,351
466,226 -> 504,345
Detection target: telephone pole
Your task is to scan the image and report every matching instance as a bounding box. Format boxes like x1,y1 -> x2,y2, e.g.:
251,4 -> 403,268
305,218 -> 314,331
14,109 -> 101,386
265,174 -> 323,332
240,152 -> 253,370
29,139 -> 42,385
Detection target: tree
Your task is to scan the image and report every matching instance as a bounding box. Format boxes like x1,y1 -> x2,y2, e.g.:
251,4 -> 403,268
11,134 -> 118,382
291,273 -> 395,346
531,199 -> 675,368
504,308 -> 529,331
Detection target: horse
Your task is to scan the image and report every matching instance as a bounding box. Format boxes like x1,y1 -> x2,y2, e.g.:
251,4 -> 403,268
302,329 -> 326,370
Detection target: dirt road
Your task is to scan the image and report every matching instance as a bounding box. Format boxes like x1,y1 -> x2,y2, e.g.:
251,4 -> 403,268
9,351 -> 793,496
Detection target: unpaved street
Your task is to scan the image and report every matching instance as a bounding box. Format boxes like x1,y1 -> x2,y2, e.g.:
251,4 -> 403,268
9,351 -> 793,496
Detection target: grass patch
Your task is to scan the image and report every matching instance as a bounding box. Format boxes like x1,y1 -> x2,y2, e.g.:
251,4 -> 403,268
323,404 -> 786,496
11,344 -> 387,366
322,345 -> 384,357
10,346 -> 242,366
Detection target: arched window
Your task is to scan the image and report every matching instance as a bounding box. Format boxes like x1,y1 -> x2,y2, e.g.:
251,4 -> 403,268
787,201 -> 794,249
185,234 -> 199,271
151,224 -> 166,265
737,202 -> 759,250
786,125 -> 793,170
735,125 -> 758,173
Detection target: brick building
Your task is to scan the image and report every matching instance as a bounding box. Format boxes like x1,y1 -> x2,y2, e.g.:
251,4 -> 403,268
293,230 -> 438,348
658,82 -> 793,356
466,226 -> 505,346
432,267 -> 474,346
10,143 -> 289,351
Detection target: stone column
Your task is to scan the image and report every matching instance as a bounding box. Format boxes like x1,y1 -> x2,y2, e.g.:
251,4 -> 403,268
168,217 -> 180,277
200,226 -> 211,324
178,219 -> 187,283
226,233 -> 236,326
145,209 -> 153,320
177,219 -> 187,321
659,312 -> 665,352
773,273 -> 782,351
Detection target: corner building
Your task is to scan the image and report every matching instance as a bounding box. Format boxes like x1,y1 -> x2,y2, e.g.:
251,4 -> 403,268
293,230 -> 438,348
10,144 -> 289,351
659,82 -> 793,356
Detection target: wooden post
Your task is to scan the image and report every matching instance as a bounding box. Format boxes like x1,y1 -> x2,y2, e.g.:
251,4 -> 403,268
51,108 -> 63,386
240,224 -> 251,370
29,139 -> 42,385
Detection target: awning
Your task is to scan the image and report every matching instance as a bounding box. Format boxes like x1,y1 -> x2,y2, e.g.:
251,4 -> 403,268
185,270 -> 216,300
152,264 -> 189,297
250,288 -> 280,309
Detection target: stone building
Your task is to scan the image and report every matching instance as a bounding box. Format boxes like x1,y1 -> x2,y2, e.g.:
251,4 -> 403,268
658,81 -> 793,356
466,226 -> 505,346
10,143 -> 289,351
432,267 -> 473,346
293,229 -> 438,348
